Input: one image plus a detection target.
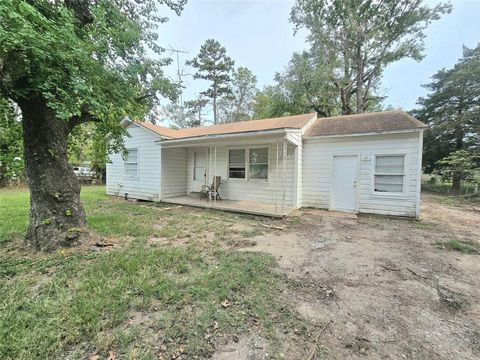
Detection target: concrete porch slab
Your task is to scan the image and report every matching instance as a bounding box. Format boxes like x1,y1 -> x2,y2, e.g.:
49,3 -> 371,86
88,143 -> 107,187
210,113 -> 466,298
161,195 -> 292,218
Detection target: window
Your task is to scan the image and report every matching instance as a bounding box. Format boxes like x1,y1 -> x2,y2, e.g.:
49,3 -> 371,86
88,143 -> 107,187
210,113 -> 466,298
193,151 -> 206,181
249,148 -> 268,180
374,155 -> 405,193
228,149 -> 246,179
125,148 -> 138,177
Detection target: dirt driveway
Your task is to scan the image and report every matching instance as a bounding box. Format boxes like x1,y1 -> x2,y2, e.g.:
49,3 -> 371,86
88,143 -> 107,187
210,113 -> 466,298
239,194 -> 480,359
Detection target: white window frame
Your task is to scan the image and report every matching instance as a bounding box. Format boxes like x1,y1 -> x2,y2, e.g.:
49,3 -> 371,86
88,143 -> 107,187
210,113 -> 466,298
124,148 -> 139,178
227,146 -> 270,182
248,147 -> 269,181
372,153 -> 407,196
227,148 -> 247,180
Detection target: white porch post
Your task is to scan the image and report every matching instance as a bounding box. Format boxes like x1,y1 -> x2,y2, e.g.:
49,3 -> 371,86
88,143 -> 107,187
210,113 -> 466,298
213,145 -> 217,205
275,141 -> 279,214
282,138 -> 287,215
208,146 -> 212,205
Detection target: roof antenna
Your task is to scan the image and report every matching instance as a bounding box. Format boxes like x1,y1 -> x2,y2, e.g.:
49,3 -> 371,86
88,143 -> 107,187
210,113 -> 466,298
167,46 -> 189,107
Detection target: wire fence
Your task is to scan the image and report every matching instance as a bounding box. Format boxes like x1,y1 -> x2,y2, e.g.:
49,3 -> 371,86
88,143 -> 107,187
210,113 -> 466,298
421,177 -> 480,196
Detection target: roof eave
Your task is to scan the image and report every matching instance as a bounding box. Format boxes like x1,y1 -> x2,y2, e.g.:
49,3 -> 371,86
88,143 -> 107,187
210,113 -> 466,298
303,127 -> 426,139
156,128 -> 291,145
134,122 -> 176,139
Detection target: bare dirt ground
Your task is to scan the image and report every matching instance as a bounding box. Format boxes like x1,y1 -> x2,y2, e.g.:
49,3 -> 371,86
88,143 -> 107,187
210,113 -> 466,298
234,194 -> 480,360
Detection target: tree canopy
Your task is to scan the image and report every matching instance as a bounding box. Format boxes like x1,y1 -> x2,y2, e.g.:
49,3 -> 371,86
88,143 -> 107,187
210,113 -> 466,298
414,44 -> 480,190
218,67 -> 258,123
1,0 -> 185,126
262,0 -> 452,117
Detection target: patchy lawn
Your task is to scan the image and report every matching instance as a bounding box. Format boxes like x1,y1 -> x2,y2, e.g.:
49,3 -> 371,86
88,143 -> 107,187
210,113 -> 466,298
2,187 -> 479,360
240,193 -> 480,360
0,186 -> 318,360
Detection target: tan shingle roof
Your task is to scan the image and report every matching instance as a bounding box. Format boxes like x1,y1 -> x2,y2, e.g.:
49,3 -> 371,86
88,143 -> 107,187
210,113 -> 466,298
138,121 -> 181,139
137,113 -> 317,139
304,110 -> 426,137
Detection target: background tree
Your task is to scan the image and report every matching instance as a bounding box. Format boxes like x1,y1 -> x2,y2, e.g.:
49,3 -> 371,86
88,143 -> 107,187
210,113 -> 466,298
414,45 -> 480,192
0,99 -> 23,186
0,0 -> 185,250
290,0 -> 451,115
433,150 -> 480,190
218,67 -> 258,123
161,102 -> 194,129
67,123 -> 112,183
184,96 -> 209,126
254,52 -> 342,118
186,39 -> 234,124
253,85 -> 294,119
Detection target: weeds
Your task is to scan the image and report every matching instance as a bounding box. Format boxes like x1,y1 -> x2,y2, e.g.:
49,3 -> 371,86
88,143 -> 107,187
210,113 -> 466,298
435,239 -> 479,254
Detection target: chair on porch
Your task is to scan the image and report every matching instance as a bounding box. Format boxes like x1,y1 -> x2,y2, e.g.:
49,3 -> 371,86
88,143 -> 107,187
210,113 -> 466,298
200,176 -> 222,201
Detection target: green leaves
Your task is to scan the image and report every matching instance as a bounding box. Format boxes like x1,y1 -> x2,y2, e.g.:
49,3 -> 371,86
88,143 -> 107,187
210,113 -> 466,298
0,0 -> 186,128
187,39 -> 235,124
0,99 -> 23,186
434,150 -> 480,184
289,0 -> 451,115
415,45 -> 480,175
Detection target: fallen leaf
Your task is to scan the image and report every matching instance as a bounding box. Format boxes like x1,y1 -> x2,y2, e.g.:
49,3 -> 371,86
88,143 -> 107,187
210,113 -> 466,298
221,299 -> 231,308
107,350 -> 116,360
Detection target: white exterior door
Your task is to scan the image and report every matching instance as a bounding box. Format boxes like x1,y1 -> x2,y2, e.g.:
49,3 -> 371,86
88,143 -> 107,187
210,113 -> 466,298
192,150 -> 208,190
331,155 -> 358,212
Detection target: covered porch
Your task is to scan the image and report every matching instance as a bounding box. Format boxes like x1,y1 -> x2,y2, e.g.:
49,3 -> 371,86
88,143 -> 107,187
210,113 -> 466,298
159,130 -> 301,217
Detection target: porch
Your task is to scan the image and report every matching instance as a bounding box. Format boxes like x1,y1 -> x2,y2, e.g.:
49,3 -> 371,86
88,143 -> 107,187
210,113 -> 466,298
162,195 -> 293,218
159,131 -> 301,217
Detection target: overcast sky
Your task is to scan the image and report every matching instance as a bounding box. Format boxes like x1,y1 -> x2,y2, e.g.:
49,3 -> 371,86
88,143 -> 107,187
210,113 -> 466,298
158,0 -> 480,124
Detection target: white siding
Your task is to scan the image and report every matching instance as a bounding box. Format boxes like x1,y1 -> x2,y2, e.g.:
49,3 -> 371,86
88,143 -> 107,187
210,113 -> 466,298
302,132 -> 422,217
106,125 -> 161,201
161,148 -> 188,198
181,143 -> 296,207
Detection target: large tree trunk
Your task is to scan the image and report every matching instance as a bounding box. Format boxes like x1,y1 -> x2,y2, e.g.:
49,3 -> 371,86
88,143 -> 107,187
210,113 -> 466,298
19,97 -> 86,251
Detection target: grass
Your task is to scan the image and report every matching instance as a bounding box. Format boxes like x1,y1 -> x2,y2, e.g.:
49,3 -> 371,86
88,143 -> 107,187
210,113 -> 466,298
435,239 -> 479,254
421,181 -> 480,196
0,186 -> 314,359
0,187 -> 30,244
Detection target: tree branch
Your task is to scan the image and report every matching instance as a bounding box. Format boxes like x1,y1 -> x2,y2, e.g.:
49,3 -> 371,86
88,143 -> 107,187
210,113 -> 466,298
135,92 -> 158,102
311,104 -> 329,118
68,107 -> 102,132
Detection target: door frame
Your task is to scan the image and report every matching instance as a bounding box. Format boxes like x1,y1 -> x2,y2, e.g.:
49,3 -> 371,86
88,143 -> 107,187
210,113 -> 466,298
192,149 -> 209,189
329,154 -> 360,212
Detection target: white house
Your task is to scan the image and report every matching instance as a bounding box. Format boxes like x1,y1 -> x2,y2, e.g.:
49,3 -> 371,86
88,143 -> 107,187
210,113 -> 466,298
106,110 -> 426,218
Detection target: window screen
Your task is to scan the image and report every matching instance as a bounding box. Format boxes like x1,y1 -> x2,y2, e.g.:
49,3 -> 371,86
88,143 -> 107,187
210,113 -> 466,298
125,149 -> 138,177
374,155 -> 405,193
249,148 -> 268,180
228,149 -> 246,179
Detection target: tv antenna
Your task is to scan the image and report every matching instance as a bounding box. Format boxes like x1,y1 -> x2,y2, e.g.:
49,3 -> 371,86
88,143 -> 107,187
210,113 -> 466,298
167,46 -> 189,107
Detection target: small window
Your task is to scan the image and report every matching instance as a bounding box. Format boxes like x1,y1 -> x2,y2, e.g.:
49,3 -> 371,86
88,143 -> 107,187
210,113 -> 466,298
228,149 -> 246,179
193,151 -> 206,181
249,148 -> 268,180
125,148 -> 138,177
374,155 -> 405,193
